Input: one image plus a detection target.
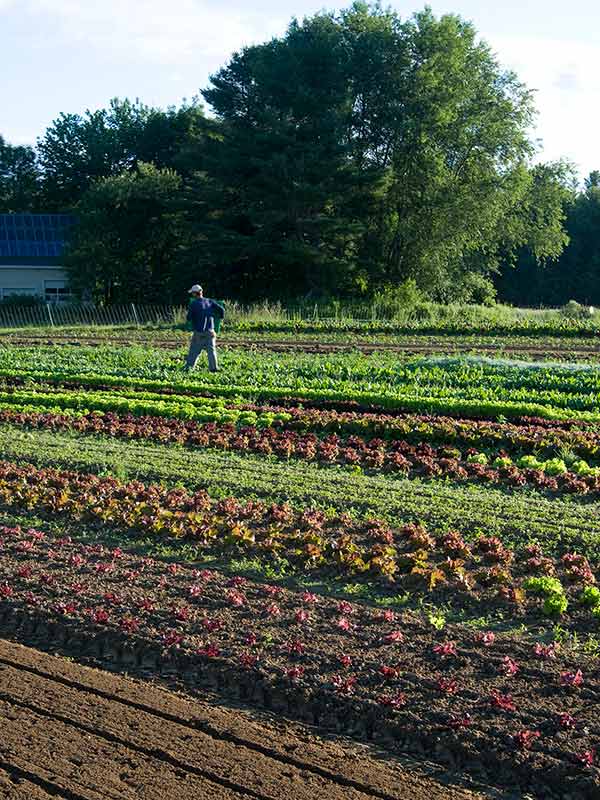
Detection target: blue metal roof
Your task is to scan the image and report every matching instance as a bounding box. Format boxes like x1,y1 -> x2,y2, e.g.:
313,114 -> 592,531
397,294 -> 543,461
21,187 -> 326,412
0,214 -> 75,259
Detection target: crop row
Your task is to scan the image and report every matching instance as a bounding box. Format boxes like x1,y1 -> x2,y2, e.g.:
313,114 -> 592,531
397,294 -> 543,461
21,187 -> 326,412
2,408 -> 599,498
0,522 -> 598,796
0,385 -> 290,427
3,422 -> 600,562
2,346 -> 600,420
0,459 -> 597,623
4,378 -> 600,459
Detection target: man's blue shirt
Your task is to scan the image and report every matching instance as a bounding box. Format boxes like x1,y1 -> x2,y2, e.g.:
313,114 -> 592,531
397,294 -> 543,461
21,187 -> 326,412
187,298 -> 225,333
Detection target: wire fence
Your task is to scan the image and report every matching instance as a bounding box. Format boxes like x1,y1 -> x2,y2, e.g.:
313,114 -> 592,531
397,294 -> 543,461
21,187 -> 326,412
0,304 -> 186,329
0,300 -> 578,331
0,302 -> 389,329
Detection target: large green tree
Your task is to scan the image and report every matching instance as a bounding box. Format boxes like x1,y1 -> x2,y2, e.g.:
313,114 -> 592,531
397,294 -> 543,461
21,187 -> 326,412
196,2 -> 558,301
0,134 -> 40,212
199,10 -> 380,299
64,163 -> 189,304
38,98 -> 207,210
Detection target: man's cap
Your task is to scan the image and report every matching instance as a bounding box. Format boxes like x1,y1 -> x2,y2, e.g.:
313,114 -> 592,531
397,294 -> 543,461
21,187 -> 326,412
188,284 -> 203,294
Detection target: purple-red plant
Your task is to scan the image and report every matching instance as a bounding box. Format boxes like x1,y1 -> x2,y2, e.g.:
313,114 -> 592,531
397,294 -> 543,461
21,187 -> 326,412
499,656 -> 519,677
332,675 -> 357,694
515,730 -> 540,750
377,691 -> 407,708
433,641 -> 457,658
560,669 -> 583,688
489,692 -> 516,712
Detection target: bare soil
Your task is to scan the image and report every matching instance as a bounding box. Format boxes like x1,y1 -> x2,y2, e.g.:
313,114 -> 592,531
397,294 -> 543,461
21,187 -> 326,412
0,638 -> 492,800
0,524 -> 598,798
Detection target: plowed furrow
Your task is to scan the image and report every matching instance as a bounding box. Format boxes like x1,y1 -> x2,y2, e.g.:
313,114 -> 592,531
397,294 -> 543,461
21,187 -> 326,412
0,639 -> 490,800
0,654 -> 396,800
0,760 -> 70,800
0,697 -> 258,799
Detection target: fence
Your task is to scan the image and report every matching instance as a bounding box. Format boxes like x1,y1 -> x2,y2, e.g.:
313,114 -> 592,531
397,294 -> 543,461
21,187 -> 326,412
0,301 -> 384,330
0,300 -> 569,331
0,304 -> 187,329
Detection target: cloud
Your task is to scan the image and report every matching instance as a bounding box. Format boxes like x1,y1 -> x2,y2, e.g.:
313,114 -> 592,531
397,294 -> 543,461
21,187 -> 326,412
14,0 -> 286,65
485,34 -> 600,177
554,72 -> 580,91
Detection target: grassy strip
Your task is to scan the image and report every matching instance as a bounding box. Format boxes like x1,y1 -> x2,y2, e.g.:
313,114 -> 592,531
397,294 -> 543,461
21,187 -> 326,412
1,423 -> 600,558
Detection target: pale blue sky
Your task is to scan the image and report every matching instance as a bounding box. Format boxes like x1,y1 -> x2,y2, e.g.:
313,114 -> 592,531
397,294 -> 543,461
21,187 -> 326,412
1,0 -> 598,179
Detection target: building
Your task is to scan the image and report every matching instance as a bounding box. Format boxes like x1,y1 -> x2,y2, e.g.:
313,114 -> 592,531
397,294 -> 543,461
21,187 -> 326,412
0,213 -> 75,303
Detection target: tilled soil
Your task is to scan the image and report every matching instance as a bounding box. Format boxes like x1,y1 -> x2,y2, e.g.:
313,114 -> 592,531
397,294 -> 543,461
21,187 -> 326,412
0,638 -> 491,800
0,524 -> 599,798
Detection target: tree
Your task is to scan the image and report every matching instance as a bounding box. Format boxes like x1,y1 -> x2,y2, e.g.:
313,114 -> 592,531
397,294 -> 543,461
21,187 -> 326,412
0,134 -> 40,212
198,2 -> 556,301
64,163 -> 189,304
38,98 -> 207,210
495,164 -> 597,307
199,10 -> 381,299
558,174 -> 600,304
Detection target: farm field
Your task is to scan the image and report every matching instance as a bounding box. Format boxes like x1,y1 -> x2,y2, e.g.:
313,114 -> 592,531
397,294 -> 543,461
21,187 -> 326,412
2,326 -> 600,362
0,337 -> 599,798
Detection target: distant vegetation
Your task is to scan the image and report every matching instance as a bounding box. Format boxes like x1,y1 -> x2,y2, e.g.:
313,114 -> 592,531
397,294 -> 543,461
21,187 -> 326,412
1,2 -> 598,309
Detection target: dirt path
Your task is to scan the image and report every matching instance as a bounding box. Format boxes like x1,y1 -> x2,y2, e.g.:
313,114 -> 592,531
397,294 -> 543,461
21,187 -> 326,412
0,640 -> 497,800
0,638 -> 496,800
0,333 -> 597,359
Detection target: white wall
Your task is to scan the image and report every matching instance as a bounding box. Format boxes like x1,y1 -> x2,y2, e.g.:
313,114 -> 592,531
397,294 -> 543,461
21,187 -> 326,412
0,266 -> 69,300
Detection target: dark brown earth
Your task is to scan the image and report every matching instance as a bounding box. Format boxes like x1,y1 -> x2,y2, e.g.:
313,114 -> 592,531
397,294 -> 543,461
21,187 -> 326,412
0,638 -> 494,800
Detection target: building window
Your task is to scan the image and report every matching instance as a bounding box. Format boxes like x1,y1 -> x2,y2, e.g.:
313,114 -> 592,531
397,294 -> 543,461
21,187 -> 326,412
44,280 -> 72,304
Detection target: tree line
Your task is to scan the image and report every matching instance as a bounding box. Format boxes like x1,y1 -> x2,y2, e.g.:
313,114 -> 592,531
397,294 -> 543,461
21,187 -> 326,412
1,2 -> 597,307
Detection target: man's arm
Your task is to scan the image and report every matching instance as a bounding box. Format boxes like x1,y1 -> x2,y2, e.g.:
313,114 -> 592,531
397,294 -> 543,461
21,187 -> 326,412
210,300 -> 225,319
186,304 -> 193,323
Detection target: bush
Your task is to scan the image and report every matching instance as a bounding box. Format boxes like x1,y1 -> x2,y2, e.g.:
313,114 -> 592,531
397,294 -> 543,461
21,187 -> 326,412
561,300 -> 595,319
371,280 -> 424,318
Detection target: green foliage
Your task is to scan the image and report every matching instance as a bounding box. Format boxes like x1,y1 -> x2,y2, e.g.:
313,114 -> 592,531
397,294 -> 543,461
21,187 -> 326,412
64,163 -> 189,304
0,134 -> 40,212
37,98 -> 207,210
523,576 -> 568,617
580,586 -> 600,608
497,169 -> 600,306
543,592 -> 568,617
523,576 -> 564,597
542,458 -> 568,476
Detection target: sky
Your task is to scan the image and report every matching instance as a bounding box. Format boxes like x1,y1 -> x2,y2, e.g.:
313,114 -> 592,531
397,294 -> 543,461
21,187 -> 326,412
1,0 -> 598,181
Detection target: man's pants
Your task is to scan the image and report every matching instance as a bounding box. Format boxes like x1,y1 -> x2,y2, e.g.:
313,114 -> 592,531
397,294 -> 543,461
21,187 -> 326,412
186,332 -> 218,371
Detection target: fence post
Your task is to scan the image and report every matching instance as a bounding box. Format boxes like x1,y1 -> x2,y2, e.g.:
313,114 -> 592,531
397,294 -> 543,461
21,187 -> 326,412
131,303 -> 140,326
46,303 -> 54,328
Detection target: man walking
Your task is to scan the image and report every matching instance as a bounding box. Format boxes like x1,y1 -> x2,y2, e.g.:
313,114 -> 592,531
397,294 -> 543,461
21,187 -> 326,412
185,285 -> 224,372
